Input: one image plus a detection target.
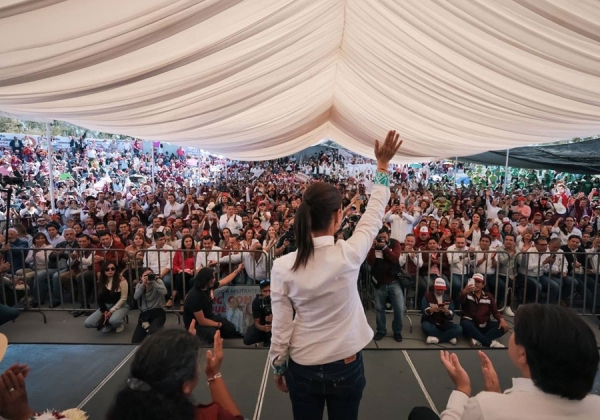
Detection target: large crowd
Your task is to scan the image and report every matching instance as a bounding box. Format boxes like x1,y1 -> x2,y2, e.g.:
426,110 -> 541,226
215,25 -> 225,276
0,133 -> 598,419
0,135 -> 599,344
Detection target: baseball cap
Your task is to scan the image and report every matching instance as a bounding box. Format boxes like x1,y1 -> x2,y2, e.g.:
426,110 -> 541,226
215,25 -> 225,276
434,278 -> 447,290
517,196 -> 526,201
472,273 -> 485,283
502,217 -> 511,224
157,214 -> 165,219
419,226 -> 429,234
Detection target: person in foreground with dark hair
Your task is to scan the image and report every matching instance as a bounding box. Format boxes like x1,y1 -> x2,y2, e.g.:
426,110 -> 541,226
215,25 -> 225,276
268,130 -> 402,420
409,304 -> 600,420
106,326 -> 243,420
183,265 -> 243,344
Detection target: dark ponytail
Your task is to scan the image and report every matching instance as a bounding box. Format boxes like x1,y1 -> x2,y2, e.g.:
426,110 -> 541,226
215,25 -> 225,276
292,183 -> 342,271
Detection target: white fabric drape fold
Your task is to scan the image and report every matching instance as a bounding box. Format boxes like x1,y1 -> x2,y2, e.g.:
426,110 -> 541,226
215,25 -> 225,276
0,0 -> 599,161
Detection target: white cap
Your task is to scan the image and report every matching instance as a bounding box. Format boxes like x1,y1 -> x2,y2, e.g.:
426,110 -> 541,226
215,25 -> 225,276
433,278 -> 447,290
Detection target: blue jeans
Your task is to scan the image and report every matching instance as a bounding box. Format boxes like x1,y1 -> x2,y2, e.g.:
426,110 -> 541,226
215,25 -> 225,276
285,352 -> 366,420
32,268 -> 62,305
0,304 -> 19,326
451,274 -> 468,307
421,321 -> 462,343
484,274 -> 506,307
84,303 -> 130,329
460,319 -> 505,347
526,275 -> 559,303
374,282 -> 404,335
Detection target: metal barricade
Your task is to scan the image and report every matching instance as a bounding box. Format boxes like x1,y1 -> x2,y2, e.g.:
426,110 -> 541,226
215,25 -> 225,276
513,249 -> 599,316
0,245 -> 274,323
364,249 -> 511,317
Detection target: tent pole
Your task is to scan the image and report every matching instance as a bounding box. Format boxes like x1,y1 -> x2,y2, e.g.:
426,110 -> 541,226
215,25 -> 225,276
503,149 -> 510,194
454,156 -> 458,189
151,141 -> 156,191
46,123 -> 56,213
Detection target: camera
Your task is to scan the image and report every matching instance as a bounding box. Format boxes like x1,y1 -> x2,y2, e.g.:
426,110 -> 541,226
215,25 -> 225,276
259,295 -> 272,317
376,236 -> 385,243
147,273 -> 157,281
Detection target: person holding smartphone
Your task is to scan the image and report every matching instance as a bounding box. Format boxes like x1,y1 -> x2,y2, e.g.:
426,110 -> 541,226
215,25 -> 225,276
421,279 -> 462,345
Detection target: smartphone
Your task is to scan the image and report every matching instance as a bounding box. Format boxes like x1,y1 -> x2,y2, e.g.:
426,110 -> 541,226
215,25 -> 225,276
467,279 -> 475,288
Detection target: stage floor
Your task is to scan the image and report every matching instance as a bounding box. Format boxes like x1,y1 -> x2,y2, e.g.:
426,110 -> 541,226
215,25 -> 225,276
1,344 -> 599,420
1,310 -> 599,419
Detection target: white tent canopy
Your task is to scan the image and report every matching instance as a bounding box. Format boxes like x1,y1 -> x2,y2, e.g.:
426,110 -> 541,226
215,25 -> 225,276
1,0 -> 599,162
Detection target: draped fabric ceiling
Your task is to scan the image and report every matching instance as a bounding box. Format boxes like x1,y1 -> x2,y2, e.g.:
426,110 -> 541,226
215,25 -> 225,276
0,0 -> 599,162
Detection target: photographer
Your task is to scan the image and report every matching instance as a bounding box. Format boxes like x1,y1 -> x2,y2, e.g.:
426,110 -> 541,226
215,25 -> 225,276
366,227 -> 404,341
131,267 -> 168,344
275,219 -> 296,256
243,280 -> 273,347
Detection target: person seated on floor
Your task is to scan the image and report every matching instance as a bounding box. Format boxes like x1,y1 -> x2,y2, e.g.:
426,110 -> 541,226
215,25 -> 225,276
183,265 -> 244,344
83,261 -> 130,333
107,327 -> 243,420
459,273 -> 509,348
131,267 -> 167,344
409,304 -> 600,420
421,278 -> 462,345
243,280 -> 273,347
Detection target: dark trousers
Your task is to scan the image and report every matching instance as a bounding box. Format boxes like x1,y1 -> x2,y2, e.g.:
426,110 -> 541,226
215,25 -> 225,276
131,308 -> 166,344
285,352 -> 366,420
172,272 -> 193,304
0,304 -> 19,327
76,270 -> 96,307
195,315 -> 238,344
460,319 -> 505,347
408,407 -> 439,420
243,324 -> 271,346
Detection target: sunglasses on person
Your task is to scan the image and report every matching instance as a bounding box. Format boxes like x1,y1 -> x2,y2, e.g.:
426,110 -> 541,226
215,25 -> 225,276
105,267 -> 116,272
259,279 -> 270,286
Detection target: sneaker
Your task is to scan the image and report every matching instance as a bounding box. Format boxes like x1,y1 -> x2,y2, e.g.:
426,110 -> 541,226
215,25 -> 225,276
449,338 -> 458,345
385,303 -> 393,313
426,336 -> 439,344
393,333 -> 403,342
503,306 -> 515,317
374,332 -> 386,341
115,325 -> 125,333
101,325 -> 114,333
490,340 -> 506,348
470,338 -> 482,348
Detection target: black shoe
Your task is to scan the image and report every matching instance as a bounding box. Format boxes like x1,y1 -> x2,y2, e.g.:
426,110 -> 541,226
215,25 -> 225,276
30,302 -> 40,309
71,310 -> 85,318
50,301 -> 61,308
394,333 -> 403,342
374,332 -> 386,341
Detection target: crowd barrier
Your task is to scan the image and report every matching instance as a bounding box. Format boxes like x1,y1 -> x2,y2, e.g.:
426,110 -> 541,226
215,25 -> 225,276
0,247 -> 271,323
2,245 -> 598,326
359,249 -> 600,319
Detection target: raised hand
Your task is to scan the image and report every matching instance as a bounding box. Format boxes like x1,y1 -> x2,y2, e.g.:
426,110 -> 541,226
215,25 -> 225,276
374,130 -> 403,169
440,350 -> 471,396
479,351 -> 501,393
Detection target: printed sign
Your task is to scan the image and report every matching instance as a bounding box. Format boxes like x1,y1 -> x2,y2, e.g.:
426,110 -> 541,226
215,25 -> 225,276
212,285 -> 260,335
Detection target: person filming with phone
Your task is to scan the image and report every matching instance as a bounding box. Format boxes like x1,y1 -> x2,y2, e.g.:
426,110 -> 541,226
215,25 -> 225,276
366,226 -> 404,341
131,267 -> 168,344
460,273 -> 509,348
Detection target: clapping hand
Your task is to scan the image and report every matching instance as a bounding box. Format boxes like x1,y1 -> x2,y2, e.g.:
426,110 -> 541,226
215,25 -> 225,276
479,351 -> 501,393
440,351 -> 471,397
205,330 -> 224,378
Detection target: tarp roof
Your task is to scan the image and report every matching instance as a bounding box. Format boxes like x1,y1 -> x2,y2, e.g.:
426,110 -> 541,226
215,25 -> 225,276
1,1 -> 599,161
461,139 -> 600,174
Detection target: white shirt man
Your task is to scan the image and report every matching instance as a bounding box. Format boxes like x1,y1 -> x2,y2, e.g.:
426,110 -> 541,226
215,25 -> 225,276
218,243 -> 268,281
219,206 -> 243,235
447,237 -> 471,276
196,236 -> 222,269
145,235 -> 173,276
472,237 -> 497,276
384,203 -> 415,243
